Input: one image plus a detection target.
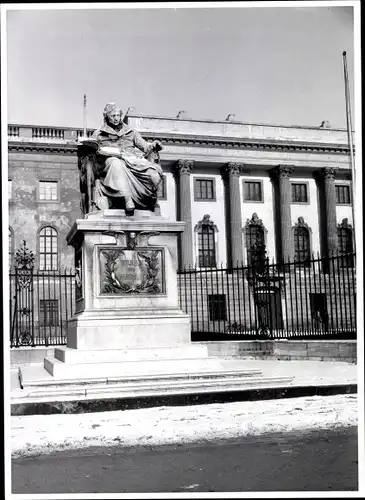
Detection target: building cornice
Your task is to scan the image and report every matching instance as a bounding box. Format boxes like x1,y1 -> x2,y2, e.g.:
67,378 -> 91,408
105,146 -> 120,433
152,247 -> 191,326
8,142 -> 78,156
141,132 -> 351,154
8,133 -> 351,156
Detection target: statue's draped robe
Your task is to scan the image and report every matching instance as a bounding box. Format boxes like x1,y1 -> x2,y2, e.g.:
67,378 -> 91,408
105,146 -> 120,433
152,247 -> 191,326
92,123 -> 163,209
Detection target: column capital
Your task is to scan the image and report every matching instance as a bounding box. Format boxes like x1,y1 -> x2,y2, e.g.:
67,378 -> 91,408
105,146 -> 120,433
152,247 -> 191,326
313,167 -> 338,182
269,164 -> 295,180
222,162 -> 242,178
174,159 -> 194,175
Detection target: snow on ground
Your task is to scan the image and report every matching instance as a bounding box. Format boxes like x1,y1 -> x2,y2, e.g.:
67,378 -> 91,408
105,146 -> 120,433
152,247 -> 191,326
12,394 -> 357,458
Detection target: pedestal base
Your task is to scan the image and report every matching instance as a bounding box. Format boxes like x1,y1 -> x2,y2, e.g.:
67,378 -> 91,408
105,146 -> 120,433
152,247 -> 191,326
67,309 -> 191,350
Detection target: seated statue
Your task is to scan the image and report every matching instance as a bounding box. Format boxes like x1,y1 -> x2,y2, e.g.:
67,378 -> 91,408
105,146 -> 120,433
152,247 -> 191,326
78,102 -> 163,215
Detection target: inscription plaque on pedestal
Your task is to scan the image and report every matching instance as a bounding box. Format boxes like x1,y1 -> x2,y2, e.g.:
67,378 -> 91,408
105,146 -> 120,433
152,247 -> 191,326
99,247 -> 165,295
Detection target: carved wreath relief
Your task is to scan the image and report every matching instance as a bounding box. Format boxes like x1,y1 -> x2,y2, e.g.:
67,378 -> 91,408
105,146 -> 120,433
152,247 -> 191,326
98,230 -> 164,295
99,248 -> 164,295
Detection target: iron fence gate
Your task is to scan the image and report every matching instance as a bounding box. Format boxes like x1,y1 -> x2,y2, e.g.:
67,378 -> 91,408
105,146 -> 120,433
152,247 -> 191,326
10,241 -> 76,347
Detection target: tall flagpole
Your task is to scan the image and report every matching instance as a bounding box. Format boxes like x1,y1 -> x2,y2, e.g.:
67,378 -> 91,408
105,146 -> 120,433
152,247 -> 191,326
342,51 -> 356,252
83,94 -> 87,138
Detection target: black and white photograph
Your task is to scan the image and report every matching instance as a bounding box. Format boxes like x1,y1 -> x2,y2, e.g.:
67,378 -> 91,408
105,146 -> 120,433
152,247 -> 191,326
2,1 -> 363,496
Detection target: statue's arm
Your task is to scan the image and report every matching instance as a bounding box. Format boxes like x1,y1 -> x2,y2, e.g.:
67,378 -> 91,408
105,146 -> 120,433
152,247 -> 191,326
89,130 -> 118,159
91,129 -> 101,141
132,130 -> 153,154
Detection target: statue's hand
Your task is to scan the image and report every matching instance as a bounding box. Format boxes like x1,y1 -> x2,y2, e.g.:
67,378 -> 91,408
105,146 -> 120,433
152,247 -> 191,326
152,140 -> 163,152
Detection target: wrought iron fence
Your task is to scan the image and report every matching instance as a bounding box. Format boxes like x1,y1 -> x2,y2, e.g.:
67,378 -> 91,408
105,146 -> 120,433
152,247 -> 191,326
178,251 -> 356,341
9,240 -> 357,346
9,241 -> 75,348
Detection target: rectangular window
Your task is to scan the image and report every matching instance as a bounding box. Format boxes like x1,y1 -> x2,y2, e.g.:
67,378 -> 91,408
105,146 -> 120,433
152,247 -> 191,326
39,299 -> 59,326
309,293 -> 329,331
208,294 -> 227,322
243,181 -> 262,202
39,181 -> 58,201
8,180 -> 12,199
194,179 -> 215,201
335,185 -> 351,204
291,183 -> 308,203
157,175 -> 167,200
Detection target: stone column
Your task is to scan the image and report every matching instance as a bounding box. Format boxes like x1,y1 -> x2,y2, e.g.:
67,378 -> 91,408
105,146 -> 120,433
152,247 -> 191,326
316,167 -> 338,255
174,159 -> 194,268
223,162 -> 244,265
270,165 -> 295,262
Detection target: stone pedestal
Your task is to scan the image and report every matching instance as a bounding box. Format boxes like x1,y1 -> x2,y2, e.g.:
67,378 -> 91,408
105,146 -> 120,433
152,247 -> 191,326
17,210 -> 294,403
66,210 -> 191,351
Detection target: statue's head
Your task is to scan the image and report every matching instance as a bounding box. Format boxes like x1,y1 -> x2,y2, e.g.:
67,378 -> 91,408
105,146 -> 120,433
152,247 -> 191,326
103,102 -> 122,127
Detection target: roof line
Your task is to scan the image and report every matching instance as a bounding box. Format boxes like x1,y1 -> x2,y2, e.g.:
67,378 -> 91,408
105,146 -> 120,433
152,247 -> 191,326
7,116 -> 350,133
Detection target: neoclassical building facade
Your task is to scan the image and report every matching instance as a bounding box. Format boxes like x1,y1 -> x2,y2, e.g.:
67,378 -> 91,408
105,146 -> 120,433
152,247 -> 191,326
8,116 -> 354,270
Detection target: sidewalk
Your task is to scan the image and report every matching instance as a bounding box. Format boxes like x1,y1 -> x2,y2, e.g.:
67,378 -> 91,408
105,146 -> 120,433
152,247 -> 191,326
11,359 -> 358,459
12,393 -> 357,459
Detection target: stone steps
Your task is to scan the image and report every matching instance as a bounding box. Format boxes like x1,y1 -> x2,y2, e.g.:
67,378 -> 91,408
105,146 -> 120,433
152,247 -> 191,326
43,355 -> 238,379
15,363 -> 293,406
53,344 -> 208,364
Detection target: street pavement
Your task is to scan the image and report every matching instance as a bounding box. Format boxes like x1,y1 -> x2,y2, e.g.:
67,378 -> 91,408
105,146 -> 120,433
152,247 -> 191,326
10,360 -> 360,495
12,426 -> 358,493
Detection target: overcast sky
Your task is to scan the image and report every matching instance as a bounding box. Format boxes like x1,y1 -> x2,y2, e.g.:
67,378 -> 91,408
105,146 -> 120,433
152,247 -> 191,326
5,4 -> 355,129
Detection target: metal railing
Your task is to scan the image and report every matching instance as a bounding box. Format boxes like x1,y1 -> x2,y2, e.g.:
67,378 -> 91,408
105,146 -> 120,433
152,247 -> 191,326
177,252 -> 356,341
9,240 -> 356,347
10,259 -> 75,348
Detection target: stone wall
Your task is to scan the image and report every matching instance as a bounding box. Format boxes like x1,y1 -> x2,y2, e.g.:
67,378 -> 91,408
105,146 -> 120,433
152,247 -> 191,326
204,340 -> 357,363
8,151 -> 81,269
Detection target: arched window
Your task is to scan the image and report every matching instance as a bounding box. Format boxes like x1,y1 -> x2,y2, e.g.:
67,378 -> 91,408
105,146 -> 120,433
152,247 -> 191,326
293,217 -> 311,266
337,219 -> 354,267
194,215 -> 218,268
39,226 -> 58,270
244,213 -> 266,266
9,227 -> 14,268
